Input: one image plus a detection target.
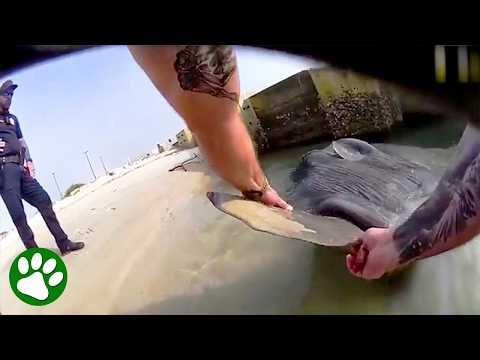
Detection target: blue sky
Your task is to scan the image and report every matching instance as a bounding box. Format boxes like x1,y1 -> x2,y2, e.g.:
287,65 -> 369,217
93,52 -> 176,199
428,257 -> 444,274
0,46 -> 319,233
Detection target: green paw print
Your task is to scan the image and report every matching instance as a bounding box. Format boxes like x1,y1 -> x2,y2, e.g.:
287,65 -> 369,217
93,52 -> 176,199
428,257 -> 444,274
9,248 -> 68,306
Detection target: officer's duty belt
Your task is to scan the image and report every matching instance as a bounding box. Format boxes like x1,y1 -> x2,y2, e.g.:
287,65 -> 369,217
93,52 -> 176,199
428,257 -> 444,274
0,154 -> 22,164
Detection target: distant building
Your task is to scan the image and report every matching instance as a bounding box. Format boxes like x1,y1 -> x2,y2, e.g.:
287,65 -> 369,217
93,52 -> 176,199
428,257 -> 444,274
176,128 -> 197,149
167,137 -> 177,146
155,143 -> 171,154
155,143 -> 165,154
153,134 -> 177,154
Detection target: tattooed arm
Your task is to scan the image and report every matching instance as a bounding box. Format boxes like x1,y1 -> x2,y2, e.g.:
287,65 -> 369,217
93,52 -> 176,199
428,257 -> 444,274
395,124 -> 480,262
347,124 -> 480,279
128,45 -> 292,210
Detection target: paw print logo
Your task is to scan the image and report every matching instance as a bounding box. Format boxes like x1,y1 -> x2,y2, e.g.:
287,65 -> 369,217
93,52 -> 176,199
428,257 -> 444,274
9,248 -> 68,306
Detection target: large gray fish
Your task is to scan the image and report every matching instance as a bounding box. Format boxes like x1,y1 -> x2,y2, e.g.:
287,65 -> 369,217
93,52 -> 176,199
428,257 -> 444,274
287,138 -> 441,230
208,139 -> 451,249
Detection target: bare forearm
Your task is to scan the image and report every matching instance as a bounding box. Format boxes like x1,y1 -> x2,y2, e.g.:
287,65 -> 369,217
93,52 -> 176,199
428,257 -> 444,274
194,114 -> 265,191
129,45 -> 266,192
393,124 -> 480,263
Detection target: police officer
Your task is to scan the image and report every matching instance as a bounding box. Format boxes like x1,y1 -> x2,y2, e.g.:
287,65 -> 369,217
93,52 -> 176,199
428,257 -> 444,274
0,80 -> 84,255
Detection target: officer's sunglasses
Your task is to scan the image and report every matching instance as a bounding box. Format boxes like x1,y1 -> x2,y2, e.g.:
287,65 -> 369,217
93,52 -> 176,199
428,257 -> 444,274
0,91 -> 13,97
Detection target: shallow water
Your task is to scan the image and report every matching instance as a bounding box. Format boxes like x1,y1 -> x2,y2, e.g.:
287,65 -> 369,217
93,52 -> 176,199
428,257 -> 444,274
257,116 -> 480,314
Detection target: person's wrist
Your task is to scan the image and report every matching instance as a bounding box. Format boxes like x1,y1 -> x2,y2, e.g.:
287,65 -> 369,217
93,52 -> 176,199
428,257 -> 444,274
242,175 -> 270,201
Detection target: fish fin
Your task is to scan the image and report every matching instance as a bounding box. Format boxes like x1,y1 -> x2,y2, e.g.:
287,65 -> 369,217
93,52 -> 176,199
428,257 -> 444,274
207,192 -> 362,247
332,138 -> 376,161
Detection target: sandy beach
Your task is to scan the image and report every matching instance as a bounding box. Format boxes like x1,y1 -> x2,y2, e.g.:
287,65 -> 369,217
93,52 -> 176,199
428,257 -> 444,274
0,147 -> 315,314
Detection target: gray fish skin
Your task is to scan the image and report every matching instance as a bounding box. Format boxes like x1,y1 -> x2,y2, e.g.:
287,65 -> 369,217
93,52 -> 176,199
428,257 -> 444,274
288,138 -> 441,230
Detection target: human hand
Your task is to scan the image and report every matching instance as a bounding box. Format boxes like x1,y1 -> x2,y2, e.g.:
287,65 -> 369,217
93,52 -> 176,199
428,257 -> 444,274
26,161 -> 35,178
346,227 -> 400,279
260,185 -> 293,211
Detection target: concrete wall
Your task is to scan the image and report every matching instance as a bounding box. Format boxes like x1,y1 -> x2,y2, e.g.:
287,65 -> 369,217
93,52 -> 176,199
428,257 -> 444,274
240,67 -> 402,153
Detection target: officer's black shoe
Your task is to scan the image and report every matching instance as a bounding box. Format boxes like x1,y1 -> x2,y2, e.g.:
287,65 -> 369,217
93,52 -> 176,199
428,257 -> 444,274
24,242 -> 39,249
58,239 -> 85,256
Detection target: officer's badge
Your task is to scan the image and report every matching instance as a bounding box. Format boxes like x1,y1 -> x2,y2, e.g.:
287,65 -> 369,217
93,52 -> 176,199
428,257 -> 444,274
7,114 -> 16,126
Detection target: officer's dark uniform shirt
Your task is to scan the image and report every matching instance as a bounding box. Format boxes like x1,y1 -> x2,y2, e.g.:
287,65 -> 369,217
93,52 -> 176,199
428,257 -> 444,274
0,113 -> 23,157
0,111 -> 71,249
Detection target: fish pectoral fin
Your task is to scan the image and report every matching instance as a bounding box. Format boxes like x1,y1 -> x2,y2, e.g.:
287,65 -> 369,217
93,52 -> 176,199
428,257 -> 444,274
332,138 -> 375,161
207,191 -> 362,247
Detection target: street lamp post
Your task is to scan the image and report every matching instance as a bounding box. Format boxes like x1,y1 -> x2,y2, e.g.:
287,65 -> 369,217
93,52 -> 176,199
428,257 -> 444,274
51,172 -> 63,199
99,156 -> 109,176
83,150 -> 96,181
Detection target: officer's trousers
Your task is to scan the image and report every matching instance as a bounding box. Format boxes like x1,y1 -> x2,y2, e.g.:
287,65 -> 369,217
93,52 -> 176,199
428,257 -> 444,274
0,163 -> 68,249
